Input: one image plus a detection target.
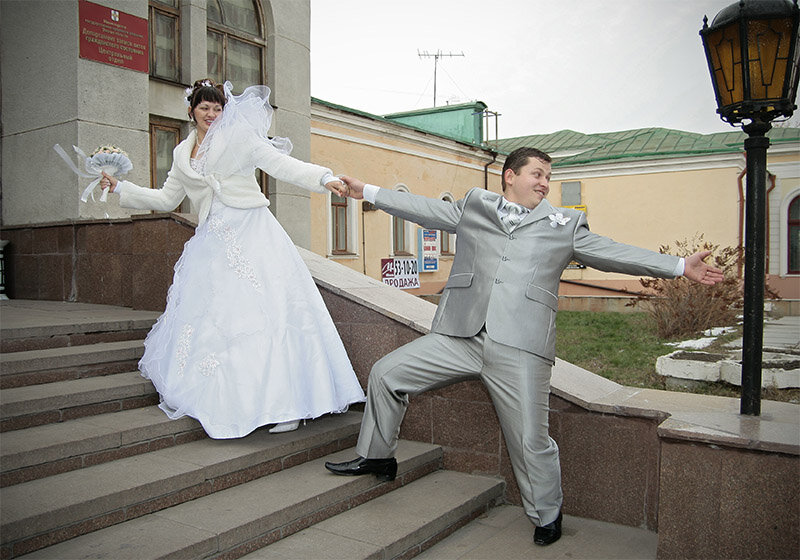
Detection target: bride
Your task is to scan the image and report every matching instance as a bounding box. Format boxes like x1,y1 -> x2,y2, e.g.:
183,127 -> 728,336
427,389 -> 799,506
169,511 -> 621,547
100,78 -> 365,438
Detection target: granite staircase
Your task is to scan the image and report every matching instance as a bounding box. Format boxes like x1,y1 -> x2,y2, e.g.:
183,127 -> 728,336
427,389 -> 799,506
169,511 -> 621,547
0,301 -> 504,559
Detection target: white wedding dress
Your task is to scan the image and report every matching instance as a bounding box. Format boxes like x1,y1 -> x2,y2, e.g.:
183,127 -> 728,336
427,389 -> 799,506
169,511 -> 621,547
139,197 -> 365,439
136,82 -> 365,438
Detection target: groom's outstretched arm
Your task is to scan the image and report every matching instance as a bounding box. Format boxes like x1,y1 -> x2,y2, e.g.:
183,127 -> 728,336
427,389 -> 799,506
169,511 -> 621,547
340,175 -> 463,233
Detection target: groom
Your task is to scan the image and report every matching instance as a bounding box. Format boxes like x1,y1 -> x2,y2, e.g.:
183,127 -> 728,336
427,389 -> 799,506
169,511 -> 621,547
324,147 -> 723,546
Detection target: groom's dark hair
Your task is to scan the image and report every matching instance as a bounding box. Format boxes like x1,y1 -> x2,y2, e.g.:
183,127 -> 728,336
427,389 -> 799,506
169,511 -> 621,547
501,147 -> 551,190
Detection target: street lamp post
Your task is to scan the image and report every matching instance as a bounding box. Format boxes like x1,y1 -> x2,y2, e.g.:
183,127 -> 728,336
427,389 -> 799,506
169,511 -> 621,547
700,0 -> 800,415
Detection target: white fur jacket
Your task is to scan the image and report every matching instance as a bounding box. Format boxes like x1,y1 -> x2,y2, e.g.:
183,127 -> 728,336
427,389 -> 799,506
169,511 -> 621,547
116,130 -> 330,225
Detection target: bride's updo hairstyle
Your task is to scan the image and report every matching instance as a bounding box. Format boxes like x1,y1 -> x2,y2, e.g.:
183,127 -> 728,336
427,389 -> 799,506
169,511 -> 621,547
186,78 -> 226,122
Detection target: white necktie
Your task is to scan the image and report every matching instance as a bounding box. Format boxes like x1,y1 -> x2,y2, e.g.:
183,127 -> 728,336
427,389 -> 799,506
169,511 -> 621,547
501,200 -> 527,230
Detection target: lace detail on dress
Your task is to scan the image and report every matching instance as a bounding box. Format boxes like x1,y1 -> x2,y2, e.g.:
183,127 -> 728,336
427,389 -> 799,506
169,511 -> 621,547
207,215 -> 262,290
190,157 -> 205,176
198,354 -> 219,377
176,324 -> 193,376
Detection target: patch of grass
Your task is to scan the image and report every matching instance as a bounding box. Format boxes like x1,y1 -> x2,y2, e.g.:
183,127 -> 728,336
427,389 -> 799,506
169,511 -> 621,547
554,311 -> 799,404
555,311 -> 670,390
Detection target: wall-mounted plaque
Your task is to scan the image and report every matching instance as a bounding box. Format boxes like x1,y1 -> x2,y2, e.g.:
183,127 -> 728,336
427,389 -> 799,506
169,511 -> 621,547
79,0 -> 148,73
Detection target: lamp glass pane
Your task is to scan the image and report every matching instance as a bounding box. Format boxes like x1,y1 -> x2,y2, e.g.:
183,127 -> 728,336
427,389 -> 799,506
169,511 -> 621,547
708,24 -> 744,106
747,18 -> 792,100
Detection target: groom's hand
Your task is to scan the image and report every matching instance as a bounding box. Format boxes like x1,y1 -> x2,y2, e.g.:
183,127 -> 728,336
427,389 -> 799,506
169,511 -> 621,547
683,250 -> 724,285
340,176 -> 365,200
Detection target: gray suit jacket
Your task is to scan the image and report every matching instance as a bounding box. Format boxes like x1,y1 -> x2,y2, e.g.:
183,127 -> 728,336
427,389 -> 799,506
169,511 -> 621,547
374,187 -> 680,362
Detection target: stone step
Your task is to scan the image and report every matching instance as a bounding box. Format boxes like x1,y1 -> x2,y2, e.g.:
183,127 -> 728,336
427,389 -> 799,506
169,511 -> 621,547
0,371 -> 158,432
0,300 -> 159,353
1,406 -> 206,487
10,440 -> 443,560
2,412 -> 366,558
243,469 -> 505,560
0,340 -> 146,389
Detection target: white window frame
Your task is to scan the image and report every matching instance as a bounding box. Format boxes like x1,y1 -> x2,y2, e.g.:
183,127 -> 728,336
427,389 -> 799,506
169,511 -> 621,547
327,192 -> 358,257
439,191 -> 456,256
770,162 -> 800,277
391,184 -> 414,257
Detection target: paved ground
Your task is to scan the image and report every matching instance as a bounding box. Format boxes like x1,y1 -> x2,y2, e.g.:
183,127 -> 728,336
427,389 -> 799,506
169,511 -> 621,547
418,506 -> 657,560
760,315 -> 800,350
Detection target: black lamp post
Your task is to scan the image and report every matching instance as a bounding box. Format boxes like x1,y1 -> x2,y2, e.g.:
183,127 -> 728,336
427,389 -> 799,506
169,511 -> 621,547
701,0 -> 800,415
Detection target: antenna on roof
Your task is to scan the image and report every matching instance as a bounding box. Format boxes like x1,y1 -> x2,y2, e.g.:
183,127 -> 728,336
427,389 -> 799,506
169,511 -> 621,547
417,50 -> 464,107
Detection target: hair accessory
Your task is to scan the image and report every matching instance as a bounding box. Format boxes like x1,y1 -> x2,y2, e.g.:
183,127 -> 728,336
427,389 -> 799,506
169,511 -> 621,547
184,79 -> 217,107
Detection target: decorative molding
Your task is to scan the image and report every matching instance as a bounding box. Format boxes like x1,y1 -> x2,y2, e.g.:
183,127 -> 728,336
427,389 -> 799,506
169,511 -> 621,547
769,161 -> 800,179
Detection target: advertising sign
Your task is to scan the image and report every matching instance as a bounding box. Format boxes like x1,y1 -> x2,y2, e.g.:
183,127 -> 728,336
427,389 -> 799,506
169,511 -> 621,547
380,258 -> 420,289
79,1 -> 148,73
418,228 -> 439,272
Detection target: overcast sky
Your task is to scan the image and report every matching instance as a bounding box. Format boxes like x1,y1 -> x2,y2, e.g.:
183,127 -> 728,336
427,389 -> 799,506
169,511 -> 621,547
310,0 -> 759,139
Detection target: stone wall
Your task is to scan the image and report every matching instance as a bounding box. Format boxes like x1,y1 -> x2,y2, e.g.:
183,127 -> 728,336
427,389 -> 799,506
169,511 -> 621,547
2,214 -> 193,310
2,214 -> 798,559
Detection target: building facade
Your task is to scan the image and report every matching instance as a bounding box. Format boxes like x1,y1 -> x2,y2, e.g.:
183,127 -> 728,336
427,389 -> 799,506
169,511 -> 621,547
1,0 -> 318,247
307,110 -> 800,300
2,0 -> 798,303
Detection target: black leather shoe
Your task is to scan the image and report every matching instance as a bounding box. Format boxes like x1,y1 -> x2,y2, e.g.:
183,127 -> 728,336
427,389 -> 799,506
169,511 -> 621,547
533,511 -> 562,546
324,457 -> 397,481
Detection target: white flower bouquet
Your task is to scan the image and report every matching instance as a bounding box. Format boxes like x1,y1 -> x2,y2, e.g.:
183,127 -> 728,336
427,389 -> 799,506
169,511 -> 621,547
53,144 -> 133,202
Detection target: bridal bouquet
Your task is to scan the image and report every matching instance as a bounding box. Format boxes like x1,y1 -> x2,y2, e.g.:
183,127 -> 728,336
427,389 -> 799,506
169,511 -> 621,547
53,144 -> 133,202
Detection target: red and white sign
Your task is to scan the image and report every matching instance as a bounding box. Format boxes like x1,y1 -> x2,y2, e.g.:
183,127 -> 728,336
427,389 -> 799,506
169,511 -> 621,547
79,1 -> 148,73
380,258 -> 420,290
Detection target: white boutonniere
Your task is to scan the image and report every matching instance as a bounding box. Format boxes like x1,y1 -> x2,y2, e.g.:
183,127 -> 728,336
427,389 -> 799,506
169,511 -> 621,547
548,212 -> 571,228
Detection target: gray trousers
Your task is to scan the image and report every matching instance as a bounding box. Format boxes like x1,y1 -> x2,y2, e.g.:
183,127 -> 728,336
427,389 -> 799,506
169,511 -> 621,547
355,330 -> 563,526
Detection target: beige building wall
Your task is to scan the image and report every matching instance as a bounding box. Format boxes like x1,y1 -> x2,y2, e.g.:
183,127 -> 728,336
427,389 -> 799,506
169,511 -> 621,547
555,163 -> 744,292
310,102 -> 502,295
310,102 -> 799,299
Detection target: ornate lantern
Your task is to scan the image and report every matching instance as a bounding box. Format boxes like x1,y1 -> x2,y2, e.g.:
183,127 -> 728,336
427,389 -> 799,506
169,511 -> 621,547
701,0 -> 800,126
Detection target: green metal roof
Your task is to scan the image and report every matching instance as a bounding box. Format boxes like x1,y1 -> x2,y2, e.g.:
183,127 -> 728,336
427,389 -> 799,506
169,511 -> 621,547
311,97 -> 487,147
496,127 -> 800,166
312,96 -> 799,165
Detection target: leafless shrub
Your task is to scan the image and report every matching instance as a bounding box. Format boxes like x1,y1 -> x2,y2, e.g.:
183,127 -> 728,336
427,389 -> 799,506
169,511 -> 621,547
628,235 -> 743,339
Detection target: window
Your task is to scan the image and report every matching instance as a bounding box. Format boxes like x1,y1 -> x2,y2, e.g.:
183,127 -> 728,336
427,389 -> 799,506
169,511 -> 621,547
149,0 -> 180,82
789,195 -> 800,274
328,192 -> 358,256
207,0 -> 264,91
392,186 -> 412,256
149,118 -> 184,211
439,193 -> 455,255
393,215 -> 409,254
561,181 -> 581,207
331,193 -> 348,254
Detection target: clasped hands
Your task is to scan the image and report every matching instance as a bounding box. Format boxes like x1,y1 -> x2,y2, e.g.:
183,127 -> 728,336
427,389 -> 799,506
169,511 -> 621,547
325,176 -> 365,199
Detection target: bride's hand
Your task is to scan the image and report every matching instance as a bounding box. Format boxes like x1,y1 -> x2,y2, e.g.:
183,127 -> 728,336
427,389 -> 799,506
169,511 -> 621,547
324,179 -> 348,197
100,171 -> 118,193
